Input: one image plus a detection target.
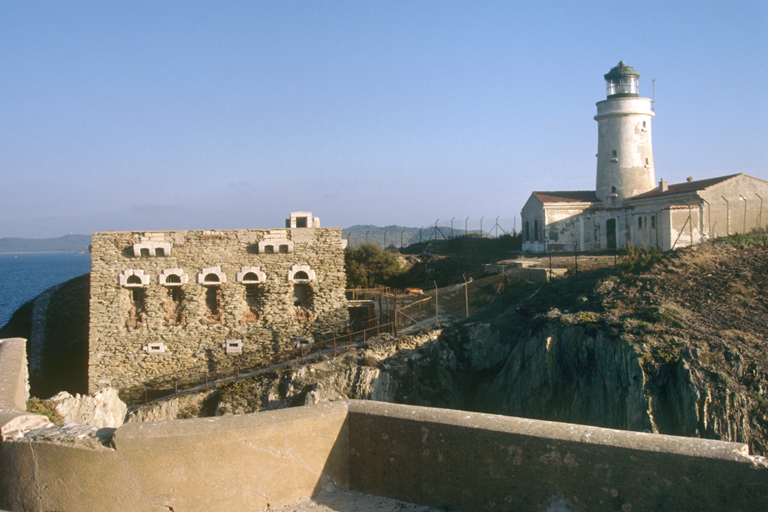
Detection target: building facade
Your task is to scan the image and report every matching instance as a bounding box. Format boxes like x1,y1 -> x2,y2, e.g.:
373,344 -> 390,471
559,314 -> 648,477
522,62 -> 768,253
88,212 -> 348,392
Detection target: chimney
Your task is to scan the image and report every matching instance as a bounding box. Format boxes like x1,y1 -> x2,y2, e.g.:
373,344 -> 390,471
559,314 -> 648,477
659,179 -> 668,192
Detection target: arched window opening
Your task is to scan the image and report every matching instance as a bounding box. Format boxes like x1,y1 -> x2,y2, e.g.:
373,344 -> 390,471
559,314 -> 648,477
166,274 -> 181,284
127,275 -> 142,285
243,272 -> 259,282
611,186 -> 617,194
293,283 -> 312,308
294,271 -> 309,281
245,284 -> 259,303
293,283 -> 314,321
241,284 -> 262,323
204,273 -> 220,284
205,286 -> 222,322
164,287 -> 184,326
127,288 -> 147,329
645,157 -> 650,165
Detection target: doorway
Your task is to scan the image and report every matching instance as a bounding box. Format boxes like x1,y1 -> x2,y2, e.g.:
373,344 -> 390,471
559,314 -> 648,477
607,218 -> 617,250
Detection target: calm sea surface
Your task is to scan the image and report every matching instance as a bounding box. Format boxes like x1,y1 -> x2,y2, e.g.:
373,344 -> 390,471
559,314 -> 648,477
0,253 -> 91,328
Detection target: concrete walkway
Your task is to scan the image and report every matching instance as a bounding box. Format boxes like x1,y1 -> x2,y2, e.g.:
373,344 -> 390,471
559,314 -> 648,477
264,490 -> 444,511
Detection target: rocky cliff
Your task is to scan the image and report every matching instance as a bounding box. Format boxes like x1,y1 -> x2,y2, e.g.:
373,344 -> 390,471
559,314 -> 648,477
444,241 -> 768,455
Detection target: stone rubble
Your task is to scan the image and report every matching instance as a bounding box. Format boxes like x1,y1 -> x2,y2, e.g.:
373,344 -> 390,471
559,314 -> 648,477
264,490 -> 445,512
49,387 -> 127,428
5,422 -> 116,449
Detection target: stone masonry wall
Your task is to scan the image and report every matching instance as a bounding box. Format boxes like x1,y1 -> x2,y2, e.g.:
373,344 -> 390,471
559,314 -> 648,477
88,226 -> 348,392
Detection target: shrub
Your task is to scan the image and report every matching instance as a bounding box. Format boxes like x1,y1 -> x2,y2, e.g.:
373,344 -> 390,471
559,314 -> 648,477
345,243 -> 405,288
26,397 -> 64,425
619,243 -> 665,272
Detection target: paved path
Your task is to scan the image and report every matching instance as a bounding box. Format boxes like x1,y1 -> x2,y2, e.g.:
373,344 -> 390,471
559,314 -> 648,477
264,490 -> 444,511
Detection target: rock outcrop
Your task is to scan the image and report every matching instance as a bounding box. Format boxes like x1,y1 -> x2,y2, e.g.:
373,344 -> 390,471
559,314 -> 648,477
49,388 -> 127,428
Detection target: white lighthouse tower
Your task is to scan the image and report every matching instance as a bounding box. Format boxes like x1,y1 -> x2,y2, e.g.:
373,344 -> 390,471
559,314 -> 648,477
595,62 -> 655,205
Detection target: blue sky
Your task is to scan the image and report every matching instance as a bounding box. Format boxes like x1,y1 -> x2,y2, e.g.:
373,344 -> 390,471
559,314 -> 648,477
1,1 -> 766,237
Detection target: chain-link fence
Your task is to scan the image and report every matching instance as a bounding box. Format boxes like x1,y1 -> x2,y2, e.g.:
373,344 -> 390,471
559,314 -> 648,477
344,217 -> 519,248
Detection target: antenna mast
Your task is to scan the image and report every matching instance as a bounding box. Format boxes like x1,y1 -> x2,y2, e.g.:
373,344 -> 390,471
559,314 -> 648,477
652,77 -> 656,112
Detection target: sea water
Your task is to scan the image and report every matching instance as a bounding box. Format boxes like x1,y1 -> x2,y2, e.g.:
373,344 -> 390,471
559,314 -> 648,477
0,252 -> 91,328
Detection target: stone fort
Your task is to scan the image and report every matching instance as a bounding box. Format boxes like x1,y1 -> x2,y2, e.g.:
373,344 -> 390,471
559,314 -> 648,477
88,212 -> 348,392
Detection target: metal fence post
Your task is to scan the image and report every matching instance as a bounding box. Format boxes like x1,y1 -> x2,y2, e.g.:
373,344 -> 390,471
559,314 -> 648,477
434,281 -> 439,326
463,274 -> 469,318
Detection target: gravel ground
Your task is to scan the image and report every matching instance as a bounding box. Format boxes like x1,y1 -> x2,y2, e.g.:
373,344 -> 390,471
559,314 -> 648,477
263,490 -> 444,511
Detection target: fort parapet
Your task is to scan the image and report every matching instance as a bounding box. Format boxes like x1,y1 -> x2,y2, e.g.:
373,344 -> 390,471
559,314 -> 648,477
88,212 -> 348,392
1,337 -> 766,511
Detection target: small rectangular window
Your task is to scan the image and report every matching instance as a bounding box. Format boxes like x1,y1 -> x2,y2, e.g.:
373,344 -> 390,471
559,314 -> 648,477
279,244 -> 289,254
638,217 -> 643,228
651,216 -> 656,228
296,217 -> 308,228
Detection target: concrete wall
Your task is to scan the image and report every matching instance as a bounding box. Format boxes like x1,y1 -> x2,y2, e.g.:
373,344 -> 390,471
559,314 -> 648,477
0,338 -> 50,439
89,225 -> 349,391
2,338 -> 767,512
520,195 -> 546,252
700,174 -> 768,238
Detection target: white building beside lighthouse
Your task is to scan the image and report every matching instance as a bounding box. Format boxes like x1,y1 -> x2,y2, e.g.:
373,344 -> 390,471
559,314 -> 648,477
521,62 -> 768,252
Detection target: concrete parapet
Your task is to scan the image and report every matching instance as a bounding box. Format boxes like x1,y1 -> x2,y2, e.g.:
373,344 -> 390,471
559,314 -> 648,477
2,338 -> 766,511
0,338 -> 50,440
347,401 -> 767,511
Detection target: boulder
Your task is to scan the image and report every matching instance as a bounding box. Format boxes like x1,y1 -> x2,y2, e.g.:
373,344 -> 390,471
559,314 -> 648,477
49,387 -> 127,428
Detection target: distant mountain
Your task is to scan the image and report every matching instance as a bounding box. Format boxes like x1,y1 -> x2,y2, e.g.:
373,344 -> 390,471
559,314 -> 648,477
0,234 -> 91,253
343,225 -> 429,248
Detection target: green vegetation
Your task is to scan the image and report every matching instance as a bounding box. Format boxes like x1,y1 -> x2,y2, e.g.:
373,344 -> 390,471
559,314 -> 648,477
713,231 -> 768,247
26,397 -> 64,425
619,243 -> 665,272
638,305 -> 686,328
345,243 -> 405,288
576,311 -> 604,324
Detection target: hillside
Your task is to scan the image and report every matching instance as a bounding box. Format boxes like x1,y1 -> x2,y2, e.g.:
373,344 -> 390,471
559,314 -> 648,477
463,237 -> 768,455
343,225 -> 422,248
0,234 -> 90,253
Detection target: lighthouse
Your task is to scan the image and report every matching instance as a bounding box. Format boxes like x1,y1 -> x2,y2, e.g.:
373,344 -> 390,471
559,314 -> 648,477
594,61 -> 655,205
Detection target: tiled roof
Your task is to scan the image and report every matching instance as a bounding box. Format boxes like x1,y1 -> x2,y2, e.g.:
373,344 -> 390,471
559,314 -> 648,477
533,191 -> 599,203
630,174 -> 742,200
